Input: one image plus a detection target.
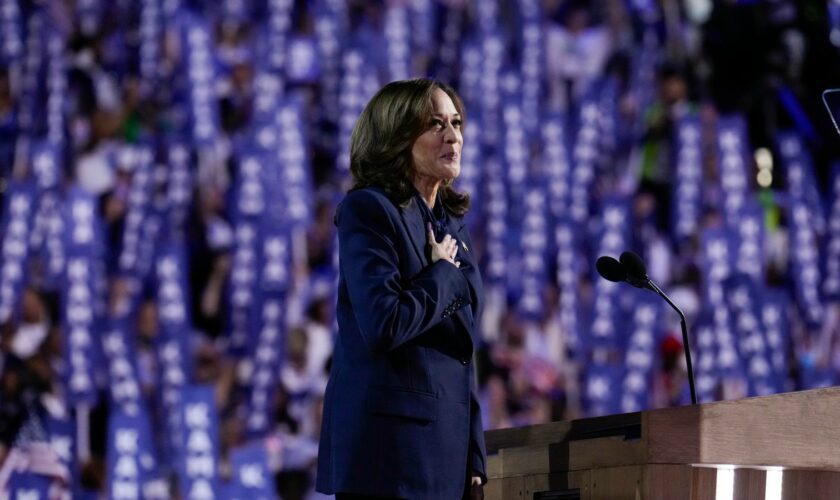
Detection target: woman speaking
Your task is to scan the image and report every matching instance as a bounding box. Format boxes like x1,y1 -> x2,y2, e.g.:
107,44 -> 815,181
316,79 -> 486,499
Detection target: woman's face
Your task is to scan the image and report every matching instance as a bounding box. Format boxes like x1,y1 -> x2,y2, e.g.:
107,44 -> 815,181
411,88 -> 463,183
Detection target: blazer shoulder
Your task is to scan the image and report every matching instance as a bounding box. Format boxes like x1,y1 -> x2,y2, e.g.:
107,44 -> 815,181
334,187 -> 399,227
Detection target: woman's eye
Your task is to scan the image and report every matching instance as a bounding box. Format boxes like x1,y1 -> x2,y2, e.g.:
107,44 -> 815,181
452,120 -> 462,128
431,119 -> 444,129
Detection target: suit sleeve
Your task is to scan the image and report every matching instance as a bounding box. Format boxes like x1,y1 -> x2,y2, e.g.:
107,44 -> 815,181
469,385 -> 488,484
338,190 -> 472,352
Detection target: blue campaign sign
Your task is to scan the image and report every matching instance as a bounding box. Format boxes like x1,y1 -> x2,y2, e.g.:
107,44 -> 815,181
17,11 -> 47,138
103,314 -> 143,411
555,218 -> 581,353
672,117 -> 703,241
760,288 -> 791,384
459,40 -> 483,109
777,131 -> 826,233
801,366 -> 835,390
155,243 -> 193,332
723,274 -> 776,396
182,12 -> 221,146
517,184 -> 549,319
259,221 -> 291,294
586,197 -> 631,350
0,181 -> 37,323
0,0 -> 23,64
501,76 -> 529,224
29,140 -> 63,191
154,242 -> 194,464
7,471 -> 52,499
432,2 -> 465,82
455,117 -> 484,221
44,27 -> 66,146
311,0 -> 348,120
63,187 -> 102,257
118,150 -> 152,282
245,291 -> 285,437
482,161 -> 508,285
692,312 -> 720,403
232,150 -> 269,220
409,0 -> 434,61
335,47 -> 377,174
788,199 -> 825,330
250,43 -> 285,123
46,416 -> 77,489
625,294 -> 661,360
384,4 -> 411,82
75,0 -> 104,35
178,385 -> 220,500
107,407 -> 157,500
286,35 -> 319,83
583,363 -> 624,417
594,80 -> 620,169
165,142 -> 194,238
29,144 -> 66,289
265,0 -> 294,73
275,99 -> 313,226
540,113 -> 570,221
227,215 -> 261,356
823,162 -> 840,300
227,443 -> 277,499
732,202 -> 765,281
568,98 -> 600,224
715,116 -> 751,225
519,0 -> 543,135
700,228 -> 732,304
621,296 -> 662,413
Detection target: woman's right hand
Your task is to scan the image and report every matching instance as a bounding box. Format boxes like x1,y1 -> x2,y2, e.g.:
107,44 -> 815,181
427,223 -> 460,268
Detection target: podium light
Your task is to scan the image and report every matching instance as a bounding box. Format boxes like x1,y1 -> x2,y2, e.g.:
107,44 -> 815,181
715,467 -> 734,500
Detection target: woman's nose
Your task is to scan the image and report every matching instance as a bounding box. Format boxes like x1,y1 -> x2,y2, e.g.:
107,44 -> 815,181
443,125 -> 460,144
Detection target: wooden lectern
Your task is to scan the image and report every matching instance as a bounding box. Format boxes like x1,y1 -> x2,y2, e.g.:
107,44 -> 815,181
484,387 -> 840,499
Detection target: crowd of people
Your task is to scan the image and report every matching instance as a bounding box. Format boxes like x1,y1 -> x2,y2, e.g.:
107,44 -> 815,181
0,0 -> 839,498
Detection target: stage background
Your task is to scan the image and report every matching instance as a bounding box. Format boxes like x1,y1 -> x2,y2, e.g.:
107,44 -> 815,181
1,0 -> 840,498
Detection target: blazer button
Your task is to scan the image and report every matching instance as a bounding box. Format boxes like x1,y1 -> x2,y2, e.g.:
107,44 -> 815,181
460,358 -> 469,365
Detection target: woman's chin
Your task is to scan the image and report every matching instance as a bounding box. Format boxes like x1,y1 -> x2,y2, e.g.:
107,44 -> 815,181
439,164 -> 461,181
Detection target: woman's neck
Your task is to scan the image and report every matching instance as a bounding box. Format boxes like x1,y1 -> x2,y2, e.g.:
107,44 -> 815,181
412,174 -> 441,209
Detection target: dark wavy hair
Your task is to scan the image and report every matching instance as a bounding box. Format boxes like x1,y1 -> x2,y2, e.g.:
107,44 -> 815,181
349,78 -> 470,216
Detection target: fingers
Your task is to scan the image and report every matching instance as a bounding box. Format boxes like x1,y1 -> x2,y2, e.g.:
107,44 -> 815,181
426,226 -> 461,266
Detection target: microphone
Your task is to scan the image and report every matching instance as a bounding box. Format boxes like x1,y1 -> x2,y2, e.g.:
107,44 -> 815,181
618,251 -> 655,291
597,251 -> 698,405
595,255 -> 626,283
594,253 -> 649,290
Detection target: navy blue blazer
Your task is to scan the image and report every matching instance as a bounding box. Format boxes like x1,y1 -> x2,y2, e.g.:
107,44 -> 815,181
316,186 -> 487,499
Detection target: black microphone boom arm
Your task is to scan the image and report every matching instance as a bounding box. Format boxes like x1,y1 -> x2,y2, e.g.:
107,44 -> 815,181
647,280 -> 698,405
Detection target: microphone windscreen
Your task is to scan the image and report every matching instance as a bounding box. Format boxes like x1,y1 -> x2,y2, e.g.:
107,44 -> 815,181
620,251 -> 648,280
596,256 -> 626,283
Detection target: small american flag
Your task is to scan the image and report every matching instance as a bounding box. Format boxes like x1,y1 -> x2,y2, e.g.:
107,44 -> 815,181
0,408 -> 70,496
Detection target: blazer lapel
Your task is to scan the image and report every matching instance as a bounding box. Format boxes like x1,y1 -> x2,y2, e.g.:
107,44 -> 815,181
451,218 -> 482,352
399,196 -> 429,268
453,220 -> 477,271
402,200 -> 480,354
